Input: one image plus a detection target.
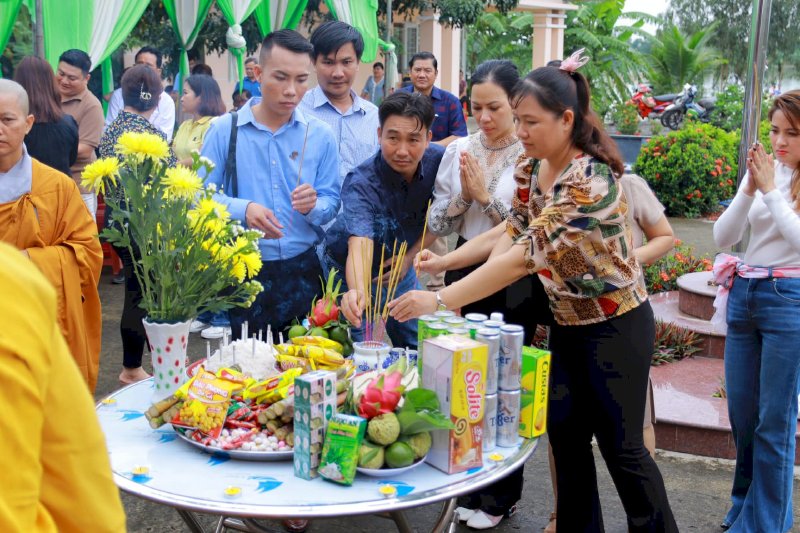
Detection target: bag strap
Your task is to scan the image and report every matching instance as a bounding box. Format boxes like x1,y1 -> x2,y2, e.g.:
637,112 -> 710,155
224,111 -> 238,197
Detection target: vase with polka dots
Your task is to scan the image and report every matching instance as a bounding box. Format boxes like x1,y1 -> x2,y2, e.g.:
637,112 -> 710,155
142,318 -> 192,401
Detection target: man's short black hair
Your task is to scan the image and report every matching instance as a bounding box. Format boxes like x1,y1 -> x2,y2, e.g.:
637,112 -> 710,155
378,91 -> 434,132
373,62 -> 384,70
244,57 -> 257,65
409,51 -> 437,71
136,46 -> 163,69
259,29 -> 313,64
58,49 -> 91,75
309,20 -> 364,61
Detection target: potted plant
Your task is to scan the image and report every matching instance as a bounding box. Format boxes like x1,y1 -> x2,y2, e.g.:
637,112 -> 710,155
82,132 -> 263,398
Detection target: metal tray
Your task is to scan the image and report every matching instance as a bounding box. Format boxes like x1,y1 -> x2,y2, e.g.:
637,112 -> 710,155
174,428 -> 293,462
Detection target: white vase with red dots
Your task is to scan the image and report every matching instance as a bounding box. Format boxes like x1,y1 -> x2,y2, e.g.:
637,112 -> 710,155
142,318 -> 192,401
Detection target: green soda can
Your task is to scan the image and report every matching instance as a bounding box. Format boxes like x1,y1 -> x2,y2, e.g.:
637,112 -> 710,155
417,315 -> 441,378
434,310 -> 456,319
447,326 -> 469,335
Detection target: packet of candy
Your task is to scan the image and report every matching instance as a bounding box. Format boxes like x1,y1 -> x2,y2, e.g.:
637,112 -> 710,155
170,369 -> 240,438
243,367 -> 303,404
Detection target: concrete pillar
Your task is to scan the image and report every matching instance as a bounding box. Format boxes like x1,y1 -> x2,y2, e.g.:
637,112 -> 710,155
439,24 -> 461,96
531,10 -> 567,68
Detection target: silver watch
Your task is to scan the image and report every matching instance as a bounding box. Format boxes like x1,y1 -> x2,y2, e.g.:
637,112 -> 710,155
435,291 -> 447,311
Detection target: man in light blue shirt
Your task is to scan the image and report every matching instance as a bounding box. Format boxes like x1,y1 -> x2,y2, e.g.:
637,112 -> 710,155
200,30 -> 341,338
299,20 -> 379,183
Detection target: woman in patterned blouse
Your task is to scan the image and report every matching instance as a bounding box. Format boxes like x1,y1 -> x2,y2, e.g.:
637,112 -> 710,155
99,65 -> 177,386
389,58 -> 678,531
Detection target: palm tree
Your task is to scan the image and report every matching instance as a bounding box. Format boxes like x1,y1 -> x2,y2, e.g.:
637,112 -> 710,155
646,23 -> 726,94
563,0 -> 655,118
466,12 -> 533,75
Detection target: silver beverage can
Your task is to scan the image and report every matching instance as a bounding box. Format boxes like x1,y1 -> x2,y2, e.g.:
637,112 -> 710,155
499,324 -> 524,391
497,389 -> 521,447
443,316 -> 467,327
482,393 -> 498,451
447,327 -> 469,335
464,313 -> 488,323
434,310 -> 456,319
476,328 -> 500,395
483,319 -> 505,330
490,312 -> 504,322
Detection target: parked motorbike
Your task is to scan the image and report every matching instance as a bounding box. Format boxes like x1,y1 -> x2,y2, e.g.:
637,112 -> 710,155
628,84 -> 677,119
660,84 -> 716,130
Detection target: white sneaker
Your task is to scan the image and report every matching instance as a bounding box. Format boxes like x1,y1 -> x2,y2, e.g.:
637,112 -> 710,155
466,510 -> 503,530
190,320 -> 209,333
201,326 -> 229,339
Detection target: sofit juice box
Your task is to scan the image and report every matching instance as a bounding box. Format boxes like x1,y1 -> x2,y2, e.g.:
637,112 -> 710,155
293,370 -> 336,480
319,413 -> 366,486
519,346 -> 550,439
422,334 -> 488,474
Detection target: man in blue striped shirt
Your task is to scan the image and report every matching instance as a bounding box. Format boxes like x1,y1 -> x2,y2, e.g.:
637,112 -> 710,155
299,20 -> 380,183
200,30 -> 341,338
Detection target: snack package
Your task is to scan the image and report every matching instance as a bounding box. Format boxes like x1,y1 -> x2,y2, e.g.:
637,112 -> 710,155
319,413 -> 366,485
243,367 -> 303,404
519,346 -> 550,438
170,369 -> 240,438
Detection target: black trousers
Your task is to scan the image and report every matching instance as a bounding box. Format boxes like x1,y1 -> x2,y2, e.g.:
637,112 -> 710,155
114,244 -> 148,369
229,247 -> 324,340
548,301 -> 677,532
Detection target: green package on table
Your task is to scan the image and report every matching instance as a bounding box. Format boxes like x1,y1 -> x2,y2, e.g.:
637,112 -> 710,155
319,413 -> 367,486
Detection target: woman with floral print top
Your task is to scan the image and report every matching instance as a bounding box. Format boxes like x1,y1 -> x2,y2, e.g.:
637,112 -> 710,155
389,55 -> 677,531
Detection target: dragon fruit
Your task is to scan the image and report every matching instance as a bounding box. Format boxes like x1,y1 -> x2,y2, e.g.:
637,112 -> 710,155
357,371 -> 405,419
309,268 -> 342,327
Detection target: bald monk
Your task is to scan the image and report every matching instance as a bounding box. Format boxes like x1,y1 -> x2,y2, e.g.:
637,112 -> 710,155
0,242 -> 126,532
0,79 -> 103,392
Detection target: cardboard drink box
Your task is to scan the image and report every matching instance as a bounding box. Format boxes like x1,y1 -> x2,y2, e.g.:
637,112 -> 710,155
319,413 -> 366,486
293,370 -> 337,480
422,334 -> 488,474
519,346 -> 550,438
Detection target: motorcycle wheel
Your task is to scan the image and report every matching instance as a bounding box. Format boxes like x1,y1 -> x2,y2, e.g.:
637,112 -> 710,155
661,109 -> 683,130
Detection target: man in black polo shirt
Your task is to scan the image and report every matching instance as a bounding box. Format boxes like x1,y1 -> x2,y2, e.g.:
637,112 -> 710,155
328,92 -> 444,348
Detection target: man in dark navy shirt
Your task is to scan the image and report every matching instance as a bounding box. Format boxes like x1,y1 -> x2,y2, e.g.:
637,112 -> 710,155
399,51 -> 467,147
329,91 -> 444,348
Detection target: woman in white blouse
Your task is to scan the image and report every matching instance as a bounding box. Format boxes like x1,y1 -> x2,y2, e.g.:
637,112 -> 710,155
429,60 -> 553,335
713,90 -> 800,532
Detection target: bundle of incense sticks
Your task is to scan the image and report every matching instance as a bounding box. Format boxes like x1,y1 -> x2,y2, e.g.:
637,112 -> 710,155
360,238 -> 408,342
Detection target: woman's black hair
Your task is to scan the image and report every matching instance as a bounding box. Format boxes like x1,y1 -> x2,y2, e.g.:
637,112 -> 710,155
310,20 -> 365,61
513,61 -> 623,176
121,64 -> 162,112
378,91 -> 434,132
470,59 -> 519,99
186,74 -> 226,117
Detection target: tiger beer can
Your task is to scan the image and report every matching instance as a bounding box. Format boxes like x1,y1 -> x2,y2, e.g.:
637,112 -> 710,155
497,389 -> 522,448
482,393 -> 498,451
483,319 -> 505,330
465,314 -> 487,340
476,328 -> 500,394
490,312 -> 505,322
499,324 -> 524,391
464,313 -> 488,323
443,316 -> 467,327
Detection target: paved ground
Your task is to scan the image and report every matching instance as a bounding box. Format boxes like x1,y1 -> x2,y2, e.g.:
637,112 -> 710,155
93,219 -> 800,532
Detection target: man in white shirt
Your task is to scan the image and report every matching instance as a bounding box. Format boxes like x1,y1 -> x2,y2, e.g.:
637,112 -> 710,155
105,46 -> 175,141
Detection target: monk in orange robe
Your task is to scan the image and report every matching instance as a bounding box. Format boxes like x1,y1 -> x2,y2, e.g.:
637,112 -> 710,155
0,79 -> 103,392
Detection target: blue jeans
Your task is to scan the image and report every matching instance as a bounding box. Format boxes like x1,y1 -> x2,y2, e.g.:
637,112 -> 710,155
724,276 -> 800,532
197,311 -> 229,327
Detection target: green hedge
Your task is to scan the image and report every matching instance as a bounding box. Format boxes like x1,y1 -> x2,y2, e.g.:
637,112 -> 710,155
633,122 -> 739,218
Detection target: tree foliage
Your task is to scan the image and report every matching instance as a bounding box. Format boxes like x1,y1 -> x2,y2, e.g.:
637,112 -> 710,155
466,12 -> 532,75
665,0 -> 799,85
646,23 -> 725,94
563,0 -> 653,117
378,0 -> 519,28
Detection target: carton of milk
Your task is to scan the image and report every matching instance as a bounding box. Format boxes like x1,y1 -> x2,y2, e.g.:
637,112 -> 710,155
519,346 -> 550,439
293,370 -> 336,480
422,334 -> 488,474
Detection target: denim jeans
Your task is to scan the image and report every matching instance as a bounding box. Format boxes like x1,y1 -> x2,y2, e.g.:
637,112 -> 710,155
724,276 -> 800,532
197,311 -> 230,328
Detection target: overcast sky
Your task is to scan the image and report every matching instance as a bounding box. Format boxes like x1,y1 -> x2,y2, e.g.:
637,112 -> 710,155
623,0 -> 668,34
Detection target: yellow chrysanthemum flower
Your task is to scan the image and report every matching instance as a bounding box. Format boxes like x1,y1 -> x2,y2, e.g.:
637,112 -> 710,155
116,131 -> 170,162
194,197 -> 230,221
163,166 -> 203,200
230,260 -> 247,283
80,157 -> 119,195
240,252 -> 262,278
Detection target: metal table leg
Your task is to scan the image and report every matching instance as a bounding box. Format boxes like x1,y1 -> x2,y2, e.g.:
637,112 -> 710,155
431,498 -> 458,533
175,508 -> 208,533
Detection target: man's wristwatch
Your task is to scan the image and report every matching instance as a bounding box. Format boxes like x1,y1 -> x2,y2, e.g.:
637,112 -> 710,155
435,291 -> 447,312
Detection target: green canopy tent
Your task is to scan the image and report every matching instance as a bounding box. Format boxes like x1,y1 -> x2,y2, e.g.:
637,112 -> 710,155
217,0 -> 263,93
163,0 -> 214,88
0,0 -> 23,77
324,0 -> 396,91
252,0 -> 309,38
40,0 -> 150,109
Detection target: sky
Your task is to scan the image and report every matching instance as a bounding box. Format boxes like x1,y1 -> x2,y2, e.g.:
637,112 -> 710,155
623,0 -> 668,34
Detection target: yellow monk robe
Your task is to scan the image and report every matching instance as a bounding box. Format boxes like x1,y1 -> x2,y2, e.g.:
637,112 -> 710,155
0,242 -> 126,533
0,159 -> 102,391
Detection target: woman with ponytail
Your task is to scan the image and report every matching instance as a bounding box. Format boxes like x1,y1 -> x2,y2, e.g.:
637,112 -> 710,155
388,51 -> 677,531
713,90 -> 800,532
